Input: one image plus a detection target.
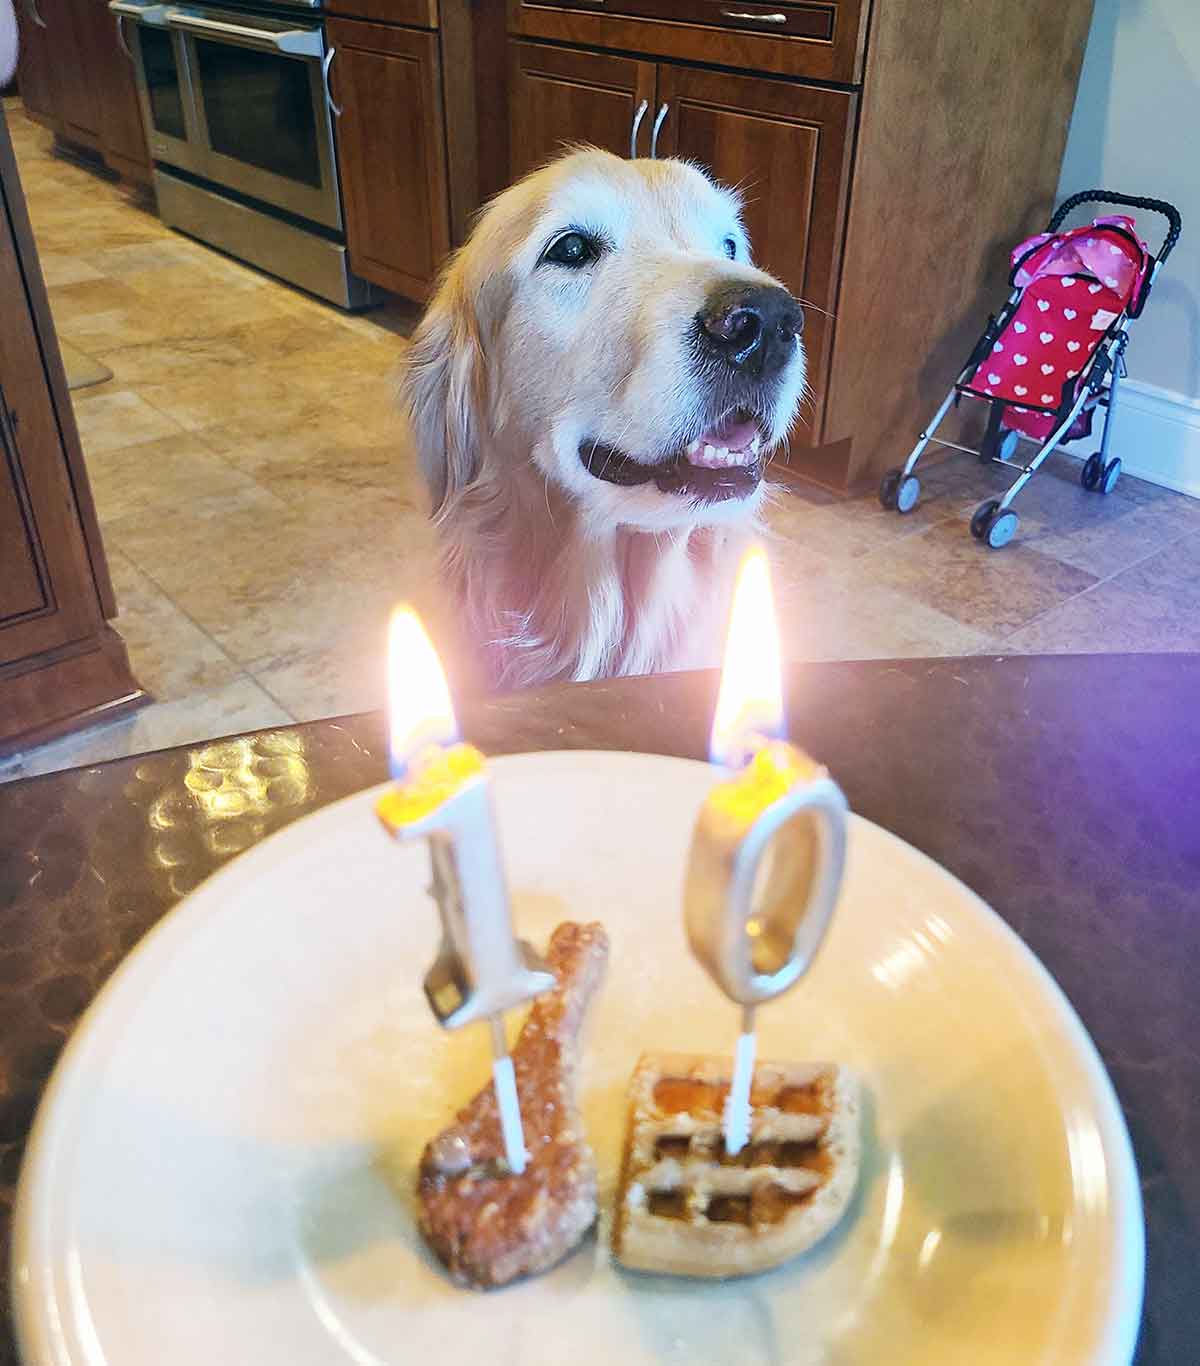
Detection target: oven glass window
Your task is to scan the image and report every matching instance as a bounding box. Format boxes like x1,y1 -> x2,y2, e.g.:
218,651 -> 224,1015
140,28 -> 187,141
195,41 -> 321,188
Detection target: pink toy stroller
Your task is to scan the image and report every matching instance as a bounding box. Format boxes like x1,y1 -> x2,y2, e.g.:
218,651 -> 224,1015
880,191 -> 1183,548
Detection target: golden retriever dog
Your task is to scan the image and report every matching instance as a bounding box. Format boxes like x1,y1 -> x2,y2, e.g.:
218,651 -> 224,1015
400,148 -> 806,690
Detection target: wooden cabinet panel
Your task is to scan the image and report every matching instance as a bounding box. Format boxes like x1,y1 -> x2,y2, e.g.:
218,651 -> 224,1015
56,0 -> 102,143
509,40 -> 655,179
328,19 -> 450,302
0,412 -> 50,624
87,0 -> 151,180
656,64 -> 855,447
15,0 -> 62,130
0,172 -> 101,660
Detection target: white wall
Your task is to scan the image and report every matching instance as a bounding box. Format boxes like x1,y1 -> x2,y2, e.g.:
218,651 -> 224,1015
1058,0 -> 1200,400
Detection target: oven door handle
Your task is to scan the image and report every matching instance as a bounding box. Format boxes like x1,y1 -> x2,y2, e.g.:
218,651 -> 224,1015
164,8 -> 323,57
109,0 -> 171,27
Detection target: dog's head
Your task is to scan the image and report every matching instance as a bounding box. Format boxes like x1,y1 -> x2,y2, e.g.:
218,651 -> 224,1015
401,148 -> 806,532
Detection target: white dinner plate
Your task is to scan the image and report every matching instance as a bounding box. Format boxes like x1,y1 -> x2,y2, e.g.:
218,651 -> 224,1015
12,751 -> 1143,1364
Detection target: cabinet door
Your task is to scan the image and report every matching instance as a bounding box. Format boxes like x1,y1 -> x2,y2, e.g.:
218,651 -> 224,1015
54,0 -> 102,143
509,40 -> 655,181
656,65 -> 855,445
15,0 -> 61,129
85,0 -> 151,179
328,18 -> 449,303
0,164 -> 105,661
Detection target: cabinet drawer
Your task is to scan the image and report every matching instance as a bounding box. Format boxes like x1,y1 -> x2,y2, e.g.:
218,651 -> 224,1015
325,0 -> 437,27
509,0 -> 869,85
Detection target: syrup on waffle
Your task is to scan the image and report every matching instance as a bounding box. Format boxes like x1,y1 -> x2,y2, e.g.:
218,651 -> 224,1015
612,1052 -> 860,1277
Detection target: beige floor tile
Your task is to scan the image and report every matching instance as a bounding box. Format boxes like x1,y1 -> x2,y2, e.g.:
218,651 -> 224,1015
91,334 -> 258,389
0,677 -> 293,784
107,552 -> 244,700
86,430 -> 261,521
863,516 -> 1100,635
135,370 -> 303,432
38,253 -> 106,287
101,485 -> 295,589
773,548 -> 994,663
71,389 -> 188,457
1002,532 -> 1200,654
48,276 -> 148,325
252,622 -> 390,721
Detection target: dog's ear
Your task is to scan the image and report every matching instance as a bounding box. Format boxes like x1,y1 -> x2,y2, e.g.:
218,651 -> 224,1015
399,257 -> 485,514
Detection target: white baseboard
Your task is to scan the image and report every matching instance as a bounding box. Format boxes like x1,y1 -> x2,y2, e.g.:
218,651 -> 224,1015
1059,379 -> 1200,498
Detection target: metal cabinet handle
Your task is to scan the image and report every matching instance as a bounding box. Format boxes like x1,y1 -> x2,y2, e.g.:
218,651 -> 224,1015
321,48 -> 342,118
649,102 -> 669,159
115,12 -> 134,60
629,98 -> 648,159
25,0 -> 48,29
721,9 -> 787,22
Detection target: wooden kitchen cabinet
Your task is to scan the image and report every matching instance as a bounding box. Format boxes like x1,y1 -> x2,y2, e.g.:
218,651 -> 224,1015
509,41 -> 655,178
328,17 -> 450,302
57,0 -> 102,146
13,0 -> 61,130
0,109 -> 145,751
16,0 -> 149,183
77,0 -> 151,182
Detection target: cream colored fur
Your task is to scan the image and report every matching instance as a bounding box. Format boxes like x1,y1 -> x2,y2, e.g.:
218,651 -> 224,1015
400,148 -> 806,689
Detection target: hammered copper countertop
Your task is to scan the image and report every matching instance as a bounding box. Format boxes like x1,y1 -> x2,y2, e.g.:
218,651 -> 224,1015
1,654 -> 1197,1363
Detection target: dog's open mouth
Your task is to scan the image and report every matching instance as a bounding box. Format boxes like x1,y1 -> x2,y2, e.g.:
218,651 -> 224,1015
580,410 -> 766,503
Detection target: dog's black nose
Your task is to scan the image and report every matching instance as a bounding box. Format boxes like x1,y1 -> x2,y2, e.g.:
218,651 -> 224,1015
698,284 -> 804,378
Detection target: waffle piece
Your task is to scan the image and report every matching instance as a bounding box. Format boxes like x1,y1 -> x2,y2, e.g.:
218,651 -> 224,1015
612,1052 -> 860,1278
416,921 -> 609,1289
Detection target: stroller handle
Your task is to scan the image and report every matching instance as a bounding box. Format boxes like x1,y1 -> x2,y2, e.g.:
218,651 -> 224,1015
1048,189 -> 1183,264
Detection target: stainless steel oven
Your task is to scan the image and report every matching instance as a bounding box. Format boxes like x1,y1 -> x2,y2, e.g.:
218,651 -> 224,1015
110,0 -> 371,307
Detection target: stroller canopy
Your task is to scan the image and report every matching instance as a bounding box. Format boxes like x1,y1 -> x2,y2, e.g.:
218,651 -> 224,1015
1011,215 -> 1148,300
964,216 -> 1150,437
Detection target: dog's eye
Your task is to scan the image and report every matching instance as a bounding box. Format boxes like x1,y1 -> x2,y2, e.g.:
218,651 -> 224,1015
542,231 -> 597,268
722,236 -> 738,260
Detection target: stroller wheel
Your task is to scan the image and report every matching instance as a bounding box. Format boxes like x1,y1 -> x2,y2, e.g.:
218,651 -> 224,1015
896,475 -> 921,514
980,425 -> 1019,464
1081,452 -> 1104,491
1101,457 -> 1122,494
879,468 -> 902,510
970,499 -> 1000,540
985,508 -> 1019,549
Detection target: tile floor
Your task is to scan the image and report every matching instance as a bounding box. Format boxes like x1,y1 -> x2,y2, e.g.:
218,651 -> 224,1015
4,100 -> 1200,783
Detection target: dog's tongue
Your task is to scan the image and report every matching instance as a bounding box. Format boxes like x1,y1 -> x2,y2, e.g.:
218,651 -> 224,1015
686,415 -> 761,468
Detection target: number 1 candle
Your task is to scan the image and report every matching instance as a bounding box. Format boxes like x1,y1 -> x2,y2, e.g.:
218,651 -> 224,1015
375,606 -> 554,1174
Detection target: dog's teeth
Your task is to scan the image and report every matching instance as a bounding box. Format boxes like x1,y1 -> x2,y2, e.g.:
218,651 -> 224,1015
716,446 -> 729,460
686,439 -> 700,455
704,444 -> 717,460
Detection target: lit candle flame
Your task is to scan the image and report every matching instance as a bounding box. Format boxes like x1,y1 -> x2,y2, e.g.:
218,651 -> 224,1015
709,546 -> 784,768
387,606 -> 459,779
